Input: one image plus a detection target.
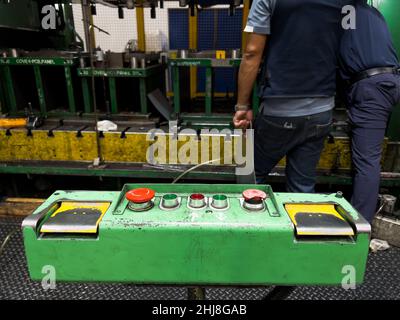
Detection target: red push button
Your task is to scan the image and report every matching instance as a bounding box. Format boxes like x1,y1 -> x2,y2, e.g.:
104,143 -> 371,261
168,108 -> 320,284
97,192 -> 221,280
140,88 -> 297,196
189,193 -> 206,209
242,189 -> 267,201
126,188 -> 156,204
190,193 -> 205,200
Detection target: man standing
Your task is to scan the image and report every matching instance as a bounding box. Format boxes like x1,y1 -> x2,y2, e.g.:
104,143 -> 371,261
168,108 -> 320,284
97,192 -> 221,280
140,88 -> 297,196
339,0 -> 400,222
234,0 -> 351,192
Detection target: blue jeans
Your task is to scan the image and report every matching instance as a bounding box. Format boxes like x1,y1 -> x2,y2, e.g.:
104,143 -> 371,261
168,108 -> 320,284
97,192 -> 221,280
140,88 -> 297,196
347,73 -> 400,222
254,109 -> 333,192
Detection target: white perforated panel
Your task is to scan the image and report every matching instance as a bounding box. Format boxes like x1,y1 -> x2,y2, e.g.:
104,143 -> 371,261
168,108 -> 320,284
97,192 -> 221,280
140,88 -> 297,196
72,3 -> 182,52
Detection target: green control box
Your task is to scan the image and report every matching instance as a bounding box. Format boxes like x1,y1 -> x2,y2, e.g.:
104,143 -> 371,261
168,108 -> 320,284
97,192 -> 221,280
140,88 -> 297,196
22,184 -> 370,286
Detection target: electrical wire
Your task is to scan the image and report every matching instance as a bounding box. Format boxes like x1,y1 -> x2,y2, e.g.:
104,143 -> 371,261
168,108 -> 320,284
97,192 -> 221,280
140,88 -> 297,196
248,121 -> 257,184
172,158 -> 222,184
375,203 -> 385,216
0,229 -> 18,261
172,120 -> 256,184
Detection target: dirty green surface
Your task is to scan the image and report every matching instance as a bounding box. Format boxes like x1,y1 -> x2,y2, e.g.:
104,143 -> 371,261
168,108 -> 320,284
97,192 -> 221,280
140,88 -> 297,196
23,184 -> 370,286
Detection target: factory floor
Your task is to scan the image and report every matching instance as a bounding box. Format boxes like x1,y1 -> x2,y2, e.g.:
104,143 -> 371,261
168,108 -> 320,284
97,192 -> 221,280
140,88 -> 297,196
1,217 -> 399,300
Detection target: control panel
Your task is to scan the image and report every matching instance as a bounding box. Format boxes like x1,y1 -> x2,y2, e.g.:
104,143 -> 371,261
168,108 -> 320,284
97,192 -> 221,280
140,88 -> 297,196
22,184 -> 371,286
124,187 -> 267,213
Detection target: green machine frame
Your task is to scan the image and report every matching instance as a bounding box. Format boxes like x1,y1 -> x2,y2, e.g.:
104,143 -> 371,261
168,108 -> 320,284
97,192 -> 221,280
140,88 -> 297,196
1,1 -> 400,186
169,57 -> 259,124
78,64 -> 164,115
0,56 -> 78,116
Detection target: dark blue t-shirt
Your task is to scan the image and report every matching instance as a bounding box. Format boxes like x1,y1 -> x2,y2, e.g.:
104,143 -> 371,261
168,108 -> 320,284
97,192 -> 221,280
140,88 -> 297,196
339,2 -> 399,80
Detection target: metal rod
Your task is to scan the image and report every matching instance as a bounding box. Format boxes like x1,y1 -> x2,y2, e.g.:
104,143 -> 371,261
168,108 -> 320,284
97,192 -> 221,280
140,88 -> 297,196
189,7 -> 198,99
241,0 -> 251,51
205,67 -> 212,115
81,2 -> 91,51
136,6 -> 146,52
172,66 -> 181,113
64,66 -> 76,114
81,0 -> 103,164
33,65 -> 46,116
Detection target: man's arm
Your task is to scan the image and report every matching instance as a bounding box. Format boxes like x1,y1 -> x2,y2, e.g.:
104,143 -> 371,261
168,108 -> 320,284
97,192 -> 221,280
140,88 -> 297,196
233,33 -> 267,129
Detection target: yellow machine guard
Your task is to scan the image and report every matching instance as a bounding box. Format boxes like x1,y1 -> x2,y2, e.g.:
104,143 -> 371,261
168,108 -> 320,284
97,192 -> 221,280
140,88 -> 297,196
285,203 -> 355,237
40,202 -> 111,234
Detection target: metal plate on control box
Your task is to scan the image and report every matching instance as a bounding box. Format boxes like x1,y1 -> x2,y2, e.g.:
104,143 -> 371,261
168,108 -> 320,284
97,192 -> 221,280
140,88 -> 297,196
285,204 -> 355,237
40,202 -> 111,234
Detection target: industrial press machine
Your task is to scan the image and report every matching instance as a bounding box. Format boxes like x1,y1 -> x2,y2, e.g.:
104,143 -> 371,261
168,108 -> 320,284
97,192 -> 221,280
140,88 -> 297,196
0,0 -> 384,294
0,0 -> 400,189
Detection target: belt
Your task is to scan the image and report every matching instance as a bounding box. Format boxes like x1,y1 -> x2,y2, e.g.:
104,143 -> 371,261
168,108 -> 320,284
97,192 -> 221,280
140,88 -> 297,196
349,67 -> 400,86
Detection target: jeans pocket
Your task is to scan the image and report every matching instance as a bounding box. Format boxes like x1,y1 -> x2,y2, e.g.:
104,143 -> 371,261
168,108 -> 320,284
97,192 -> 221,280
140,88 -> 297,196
255,116 -> 297,144
315,121 -> 333,138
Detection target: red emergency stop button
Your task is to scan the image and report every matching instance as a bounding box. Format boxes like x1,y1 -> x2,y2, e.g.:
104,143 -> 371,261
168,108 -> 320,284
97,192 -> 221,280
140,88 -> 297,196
126,188 -> 156,204
242,189 -> 267,212
242,189 -> 267,201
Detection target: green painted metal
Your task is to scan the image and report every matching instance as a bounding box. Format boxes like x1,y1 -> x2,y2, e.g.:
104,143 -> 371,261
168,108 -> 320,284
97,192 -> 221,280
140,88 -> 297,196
3,162 -> 400,186
108,77 -> 118,114
0,57 -> 78,116
61,2 -> 78,50
139,78 -> 148,114
169,57 -> 260,120
33,65 -> 46,115
378,0 -> 400,141
77,66 -> 163,115
77,65 -> 162,78
22,184 -> 370,285
205,67 -> 213,115
0,68 -> 6,114
172,66 -> 181,113
0,163 -> 234,181
0,0 -> 40,31
0,57 -> 75,67
64,66 -> 76,114
169,58 -> 241,68
81,78 -> 92,113
1,65 -> 17,113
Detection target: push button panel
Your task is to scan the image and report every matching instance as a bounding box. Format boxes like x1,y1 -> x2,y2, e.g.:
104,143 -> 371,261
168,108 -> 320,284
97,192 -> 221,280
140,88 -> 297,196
124,188 -> 270,214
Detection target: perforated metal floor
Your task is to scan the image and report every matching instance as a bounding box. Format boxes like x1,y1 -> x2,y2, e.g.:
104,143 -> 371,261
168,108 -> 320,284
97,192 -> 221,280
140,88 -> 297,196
1,217 -> 399,300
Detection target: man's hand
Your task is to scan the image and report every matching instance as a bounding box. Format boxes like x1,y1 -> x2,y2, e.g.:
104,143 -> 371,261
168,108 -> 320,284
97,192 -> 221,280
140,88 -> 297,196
233,110 -> 253,129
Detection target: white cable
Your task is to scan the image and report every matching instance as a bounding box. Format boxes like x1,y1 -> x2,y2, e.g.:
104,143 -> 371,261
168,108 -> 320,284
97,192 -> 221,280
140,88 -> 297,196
0,229 -> 17,261
172,120 -> 256,184
172,158 -> 222,184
